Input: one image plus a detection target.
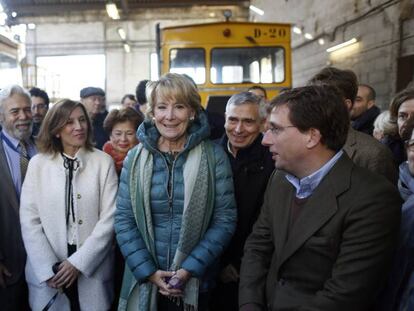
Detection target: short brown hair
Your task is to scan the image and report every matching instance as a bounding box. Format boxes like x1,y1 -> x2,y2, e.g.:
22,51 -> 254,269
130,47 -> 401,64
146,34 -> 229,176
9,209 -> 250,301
37,99 -> 94,154
308,66 -> 358,103
103,107 -> 144,134
146,73 -> 202,118
389,87 -> 414,122
270,85 -> 349,152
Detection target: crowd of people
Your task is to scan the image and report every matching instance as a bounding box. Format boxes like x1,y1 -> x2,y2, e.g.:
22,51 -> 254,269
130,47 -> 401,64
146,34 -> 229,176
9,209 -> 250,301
0,68 -> 414,311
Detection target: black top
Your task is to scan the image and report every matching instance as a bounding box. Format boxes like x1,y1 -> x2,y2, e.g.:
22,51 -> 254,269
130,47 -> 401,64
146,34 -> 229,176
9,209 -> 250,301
351,105 -> 381,136
217,133 -> 274,270
93,111 -> 109,150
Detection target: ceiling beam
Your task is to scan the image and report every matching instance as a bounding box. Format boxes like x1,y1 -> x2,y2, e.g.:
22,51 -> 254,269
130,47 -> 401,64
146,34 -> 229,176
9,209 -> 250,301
5,1 -> 247,19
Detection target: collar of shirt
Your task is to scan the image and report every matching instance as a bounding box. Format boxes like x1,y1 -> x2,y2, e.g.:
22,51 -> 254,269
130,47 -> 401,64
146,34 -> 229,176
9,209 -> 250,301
2,129 -> 36,156
285,150 -> 344,199
227,140 -> 237,158
2,129 -> 20,149
1,130 -> 37,199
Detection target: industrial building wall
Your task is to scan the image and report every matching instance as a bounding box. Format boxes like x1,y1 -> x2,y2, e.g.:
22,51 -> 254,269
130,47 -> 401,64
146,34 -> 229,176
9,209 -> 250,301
251,0 -> 414,109
23,6 -> 248,105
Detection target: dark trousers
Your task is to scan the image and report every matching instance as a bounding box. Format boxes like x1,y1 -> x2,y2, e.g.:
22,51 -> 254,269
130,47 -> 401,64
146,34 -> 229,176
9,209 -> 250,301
111,244 -> 125,311
66,244 -> 81,311
158,292 -> 209,311
0,275 -> 30,311
209,281 -> 239,311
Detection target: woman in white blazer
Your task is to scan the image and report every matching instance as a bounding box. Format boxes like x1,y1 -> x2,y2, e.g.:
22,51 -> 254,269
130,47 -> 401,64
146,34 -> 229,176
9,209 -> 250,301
20,99 -> 118,311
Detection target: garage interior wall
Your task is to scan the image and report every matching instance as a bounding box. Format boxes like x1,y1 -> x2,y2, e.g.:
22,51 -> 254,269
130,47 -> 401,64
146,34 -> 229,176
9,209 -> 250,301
251,0 -> 414,109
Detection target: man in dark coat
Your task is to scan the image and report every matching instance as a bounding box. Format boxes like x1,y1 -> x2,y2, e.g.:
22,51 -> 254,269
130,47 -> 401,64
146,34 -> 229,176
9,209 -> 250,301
351,84 -> 380,135
309,67 -> 397,185
210,92 -> 274,311
80,86 -> 109,149
0,85 -> 35,310
239,85 -> 401,311
29,87 -> 49,137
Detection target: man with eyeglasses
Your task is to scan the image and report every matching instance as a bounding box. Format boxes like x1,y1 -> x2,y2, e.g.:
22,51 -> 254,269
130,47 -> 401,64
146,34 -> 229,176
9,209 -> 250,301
210,92 -> 274,311
238,85 -> 401,311
29,87 -> 50,137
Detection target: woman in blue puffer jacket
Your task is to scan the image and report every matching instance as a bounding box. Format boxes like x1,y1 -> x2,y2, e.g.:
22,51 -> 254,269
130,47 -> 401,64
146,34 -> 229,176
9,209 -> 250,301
115,73 -> 237,311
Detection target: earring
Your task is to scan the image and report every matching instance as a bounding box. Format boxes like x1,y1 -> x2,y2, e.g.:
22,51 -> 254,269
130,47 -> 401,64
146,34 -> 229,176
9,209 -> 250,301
151,117 -> 156,125
189,116 -> 195,121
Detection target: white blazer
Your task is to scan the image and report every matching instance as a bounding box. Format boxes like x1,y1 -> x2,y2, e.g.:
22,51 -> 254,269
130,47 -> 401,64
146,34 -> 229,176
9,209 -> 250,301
20,148 -> 118,311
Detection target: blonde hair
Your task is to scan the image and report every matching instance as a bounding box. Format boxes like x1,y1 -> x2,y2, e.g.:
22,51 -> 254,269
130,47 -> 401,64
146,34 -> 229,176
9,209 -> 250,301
146,73 -> 202,118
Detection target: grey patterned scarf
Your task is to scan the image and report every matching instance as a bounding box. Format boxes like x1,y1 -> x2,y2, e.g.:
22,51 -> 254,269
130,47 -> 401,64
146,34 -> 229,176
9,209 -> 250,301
118,140 -> 215,311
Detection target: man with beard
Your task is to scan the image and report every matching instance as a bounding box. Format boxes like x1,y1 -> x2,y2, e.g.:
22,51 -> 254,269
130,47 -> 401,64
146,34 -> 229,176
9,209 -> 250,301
350,84 -> 380,135
0,85 -> 35,310
29,87 -> 50,137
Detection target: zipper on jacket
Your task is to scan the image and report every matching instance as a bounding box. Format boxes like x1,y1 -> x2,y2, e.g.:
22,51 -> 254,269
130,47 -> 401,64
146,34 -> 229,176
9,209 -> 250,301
162,153 -> 176,270
156,149 -> 183,270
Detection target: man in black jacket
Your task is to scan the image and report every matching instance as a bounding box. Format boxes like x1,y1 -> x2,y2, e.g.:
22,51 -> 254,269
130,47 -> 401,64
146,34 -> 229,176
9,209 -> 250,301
210,92 -> 274,311
80,86 -> 109,149
351,84 -> 380,135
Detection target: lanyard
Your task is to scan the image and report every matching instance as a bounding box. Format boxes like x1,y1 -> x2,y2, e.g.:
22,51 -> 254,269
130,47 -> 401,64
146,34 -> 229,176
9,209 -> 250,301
0,131 -> 31,160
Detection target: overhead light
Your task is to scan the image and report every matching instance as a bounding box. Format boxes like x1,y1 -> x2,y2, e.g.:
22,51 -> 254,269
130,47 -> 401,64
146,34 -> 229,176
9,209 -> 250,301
123,43 -> 131,53
28,23 -> 36,30
12,12 -> 17,18
293,26 -> 302,34
117,27 -> 126,40
249,5 -> 264,16
318,38 -> 325,45
106,2 -> 120,20
209,12 -> 216,18
0,4 -> 4,12
326,38 -> 358,53
304,33 -> 313,40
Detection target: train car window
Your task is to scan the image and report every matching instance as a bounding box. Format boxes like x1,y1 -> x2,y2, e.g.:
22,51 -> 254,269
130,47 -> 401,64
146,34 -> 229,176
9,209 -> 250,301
210,47 -> 285,84
169,48 -> 205,84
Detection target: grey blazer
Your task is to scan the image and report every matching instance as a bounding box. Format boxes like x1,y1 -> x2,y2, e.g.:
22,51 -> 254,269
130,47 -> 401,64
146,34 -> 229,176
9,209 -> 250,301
343,127 -> 398,185
0,138 -> 26,285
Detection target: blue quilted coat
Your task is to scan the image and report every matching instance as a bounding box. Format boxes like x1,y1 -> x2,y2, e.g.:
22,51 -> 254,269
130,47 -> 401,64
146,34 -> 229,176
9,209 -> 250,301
115,111 -> 236,292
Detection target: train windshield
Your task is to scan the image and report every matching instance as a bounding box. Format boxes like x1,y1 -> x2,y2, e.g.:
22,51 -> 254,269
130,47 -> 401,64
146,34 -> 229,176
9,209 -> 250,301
211,47 -> 285,84
169,48 -> 205,84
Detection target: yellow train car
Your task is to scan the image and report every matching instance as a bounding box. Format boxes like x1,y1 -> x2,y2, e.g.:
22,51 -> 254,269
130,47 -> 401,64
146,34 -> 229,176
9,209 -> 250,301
157,21 -> 292,106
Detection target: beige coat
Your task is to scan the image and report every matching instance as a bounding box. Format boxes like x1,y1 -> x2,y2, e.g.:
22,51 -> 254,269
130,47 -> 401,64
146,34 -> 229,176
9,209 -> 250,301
20,148 -> 118,311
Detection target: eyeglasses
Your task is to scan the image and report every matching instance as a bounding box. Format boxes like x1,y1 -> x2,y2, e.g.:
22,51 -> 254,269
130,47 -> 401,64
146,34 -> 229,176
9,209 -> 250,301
267,125 -> 296,135
31,104 -> 47,110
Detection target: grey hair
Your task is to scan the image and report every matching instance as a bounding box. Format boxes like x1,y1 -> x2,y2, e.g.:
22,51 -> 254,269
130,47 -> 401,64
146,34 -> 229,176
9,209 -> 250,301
374,110 -> 398,137
0,85 -> 31,113
226,91 -> 267,119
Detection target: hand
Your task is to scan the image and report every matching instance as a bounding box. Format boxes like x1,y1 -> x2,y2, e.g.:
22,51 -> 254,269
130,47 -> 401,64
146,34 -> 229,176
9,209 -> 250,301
220,264 -> 239,283
51,260 -> 79,288
46,277 -> 57,289
0,262 -> 12,288
148,270 -> 183,297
